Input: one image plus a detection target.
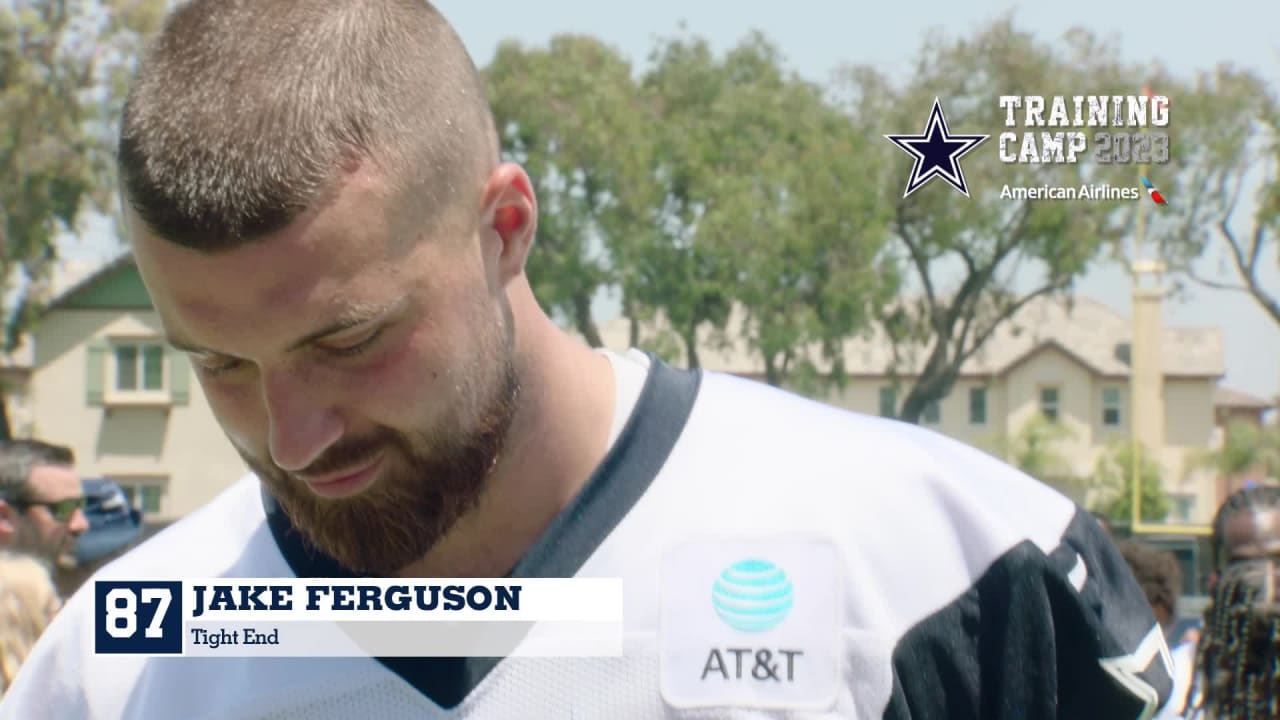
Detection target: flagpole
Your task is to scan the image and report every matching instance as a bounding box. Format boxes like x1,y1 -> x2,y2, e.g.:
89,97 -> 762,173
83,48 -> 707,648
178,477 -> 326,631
1131,86 -> 1149,531
1129,87 -> 1211,537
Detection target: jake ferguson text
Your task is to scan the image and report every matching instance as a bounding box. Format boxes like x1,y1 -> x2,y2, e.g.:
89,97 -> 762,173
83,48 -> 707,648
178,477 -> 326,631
192,582 -> 523,617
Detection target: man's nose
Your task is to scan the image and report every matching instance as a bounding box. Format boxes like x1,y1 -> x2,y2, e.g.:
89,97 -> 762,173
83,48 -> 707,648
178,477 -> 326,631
262,368 -> 344,472
66,507 -> 89,536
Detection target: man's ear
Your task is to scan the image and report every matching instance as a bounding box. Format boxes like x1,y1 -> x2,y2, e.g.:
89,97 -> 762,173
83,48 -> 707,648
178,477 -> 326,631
0,501 -> 16,543
479,163 -> 537,286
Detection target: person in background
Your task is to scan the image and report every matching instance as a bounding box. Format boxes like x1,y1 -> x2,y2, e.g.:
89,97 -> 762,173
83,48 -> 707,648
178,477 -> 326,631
1184,485 -> 1280,719
0,553 -> 60,699
0,441 -> 88,571
1117,539 -> 1196,720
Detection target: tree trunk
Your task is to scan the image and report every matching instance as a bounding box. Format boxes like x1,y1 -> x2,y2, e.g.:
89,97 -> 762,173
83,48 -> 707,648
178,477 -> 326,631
572,291 -> 603,348
0,386 -> 13,441
627,313 -> 640,349
763,355 -> 782,387
897,364 -> 960,424
681,325 -> 701,369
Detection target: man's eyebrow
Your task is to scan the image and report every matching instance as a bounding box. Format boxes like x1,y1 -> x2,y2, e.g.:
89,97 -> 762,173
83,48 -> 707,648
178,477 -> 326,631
166,335 -> 214,355
284,303 -> 396,351
165,299 -> 407,357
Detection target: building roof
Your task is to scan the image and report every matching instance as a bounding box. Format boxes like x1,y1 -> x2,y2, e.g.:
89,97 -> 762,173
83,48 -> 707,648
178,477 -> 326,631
0,339 -> 33,371
0,256 -> 121,371
45,252 -> 138,311
595,295 -> 1225,379
1214,386 -> 1275,410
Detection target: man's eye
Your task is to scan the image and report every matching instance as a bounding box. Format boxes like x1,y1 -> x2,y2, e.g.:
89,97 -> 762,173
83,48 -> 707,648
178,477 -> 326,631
194,353 -> 244,376
195,356 -> 245,378
322,327 -> 385,358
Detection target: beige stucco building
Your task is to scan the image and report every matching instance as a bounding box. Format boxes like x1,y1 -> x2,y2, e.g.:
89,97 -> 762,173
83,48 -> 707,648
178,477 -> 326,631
597,296 -> 1230,525
21,256 -> 247,521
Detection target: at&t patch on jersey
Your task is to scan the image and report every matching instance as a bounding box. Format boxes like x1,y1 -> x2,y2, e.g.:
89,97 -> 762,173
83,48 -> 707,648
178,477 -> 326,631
658,536 -> 843,711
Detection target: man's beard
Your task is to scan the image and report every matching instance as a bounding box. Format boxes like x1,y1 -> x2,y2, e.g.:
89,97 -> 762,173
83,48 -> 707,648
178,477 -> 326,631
243,355 -> 521,576
11,521 -> 73,570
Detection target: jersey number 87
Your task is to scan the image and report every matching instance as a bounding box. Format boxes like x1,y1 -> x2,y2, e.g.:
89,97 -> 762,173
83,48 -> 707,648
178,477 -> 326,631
94,581 -> 184,655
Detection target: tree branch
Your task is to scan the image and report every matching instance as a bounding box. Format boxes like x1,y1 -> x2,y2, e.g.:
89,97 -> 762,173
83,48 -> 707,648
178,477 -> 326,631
1220,155 -> 1252,230
1186,269 -> 1253,294
1251,152 -> 1280,271
942,206 -> 1029,336
957,245 -> 978,278
1247,217 -> 1265,276
957,281 -> 1065,367
896,202 -> 938,312
1247,284 -> 1280,325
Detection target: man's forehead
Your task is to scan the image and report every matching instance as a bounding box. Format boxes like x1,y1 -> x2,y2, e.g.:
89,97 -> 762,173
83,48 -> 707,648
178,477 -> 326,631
26,464 -> 79,493
132,226 -> 399,347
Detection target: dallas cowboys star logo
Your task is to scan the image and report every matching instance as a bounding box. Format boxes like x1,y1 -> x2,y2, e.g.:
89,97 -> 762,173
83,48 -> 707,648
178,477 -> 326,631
885,98 -> 988,199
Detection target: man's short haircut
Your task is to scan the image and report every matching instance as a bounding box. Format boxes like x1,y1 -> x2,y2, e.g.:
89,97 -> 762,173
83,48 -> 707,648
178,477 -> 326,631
1116,538 -> 1182,621
0,440 -> 76,502
118,0 -> 499,251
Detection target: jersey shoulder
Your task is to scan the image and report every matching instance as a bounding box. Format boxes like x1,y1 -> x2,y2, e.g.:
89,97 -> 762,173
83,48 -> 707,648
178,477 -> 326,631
97,473 -> 281,579
679,370 -> 1079,551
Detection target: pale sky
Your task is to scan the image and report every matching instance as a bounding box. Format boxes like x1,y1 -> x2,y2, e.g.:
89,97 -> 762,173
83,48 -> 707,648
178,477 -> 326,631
63,0 -> 1280,400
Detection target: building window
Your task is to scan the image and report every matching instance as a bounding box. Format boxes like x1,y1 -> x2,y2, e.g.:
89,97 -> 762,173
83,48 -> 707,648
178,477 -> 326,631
878,387 -> 897,418
123,484 -> 164,514
114,343 -> 165,392
922,400 -> 941,425
969,387 -> 987,425
1039,386 -> 1060,421
1171,493 -> 1195,524
1102,387 -> 1122,427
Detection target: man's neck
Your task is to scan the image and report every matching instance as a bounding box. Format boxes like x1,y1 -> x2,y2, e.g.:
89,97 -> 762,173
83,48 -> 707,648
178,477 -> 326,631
398,317 -> 617,578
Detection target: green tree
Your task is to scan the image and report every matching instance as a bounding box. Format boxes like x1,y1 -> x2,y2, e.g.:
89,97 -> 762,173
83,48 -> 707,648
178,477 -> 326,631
1192,419 -> 1280,482
638,32 -> 895,383
484,35 -> 655,347
988,413 -> 1087,500
1,0 -> 163,438
629,33 -> 749,369
839,18 -> 1143,422
1006,414 -> 1076,480
1094,441 -> 1172,524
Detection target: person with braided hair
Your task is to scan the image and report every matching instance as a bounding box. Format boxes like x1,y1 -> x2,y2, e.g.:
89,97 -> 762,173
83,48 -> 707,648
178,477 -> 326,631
1185,484 -> 1280,719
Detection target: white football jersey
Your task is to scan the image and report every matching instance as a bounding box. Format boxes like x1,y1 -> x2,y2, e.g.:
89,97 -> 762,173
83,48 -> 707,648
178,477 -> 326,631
0,352 -> 1173,719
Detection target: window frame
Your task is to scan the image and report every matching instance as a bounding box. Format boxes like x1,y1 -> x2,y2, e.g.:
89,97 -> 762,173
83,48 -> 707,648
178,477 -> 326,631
969,386 -> 988,425
105,339 -> 170,405
1039,385 -> 1061,422
878,386 -> 897,418
1102,386 -> 1123,427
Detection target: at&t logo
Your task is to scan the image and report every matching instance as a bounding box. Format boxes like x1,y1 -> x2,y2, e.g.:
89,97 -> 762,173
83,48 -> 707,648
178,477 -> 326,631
702,558 -> 803,683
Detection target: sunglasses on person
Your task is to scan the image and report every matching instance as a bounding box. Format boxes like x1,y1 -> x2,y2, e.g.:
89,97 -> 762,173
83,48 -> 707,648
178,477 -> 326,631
6,496 -> 85,522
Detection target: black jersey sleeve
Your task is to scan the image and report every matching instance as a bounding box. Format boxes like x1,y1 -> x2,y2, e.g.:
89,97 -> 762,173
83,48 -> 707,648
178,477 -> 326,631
883,507 -> 1174,720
